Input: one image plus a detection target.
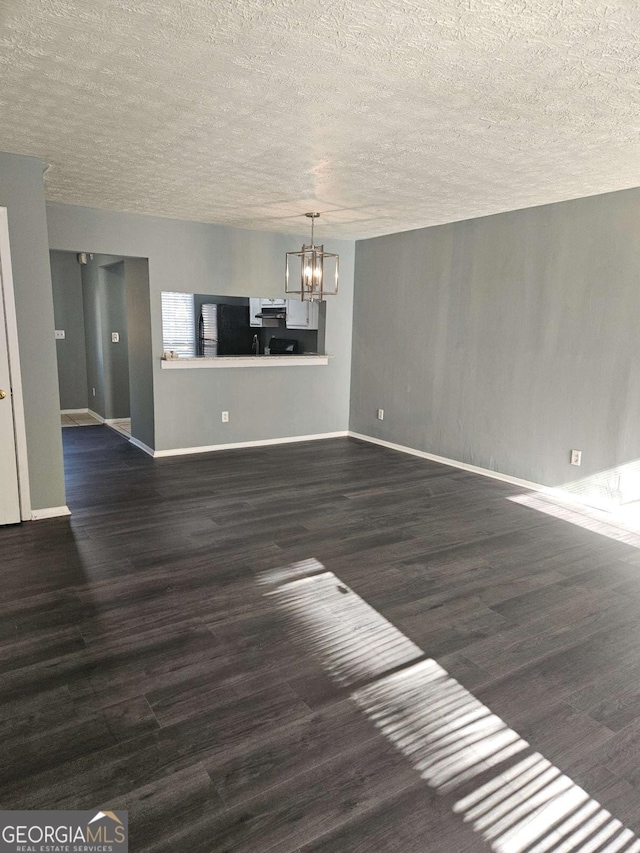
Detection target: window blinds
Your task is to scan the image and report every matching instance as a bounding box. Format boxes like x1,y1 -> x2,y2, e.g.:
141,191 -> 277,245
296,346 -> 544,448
161,291 -> 195,357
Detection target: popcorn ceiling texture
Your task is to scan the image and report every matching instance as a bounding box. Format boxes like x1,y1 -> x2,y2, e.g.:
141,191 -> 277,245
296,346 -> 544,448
1,0 -> 640,238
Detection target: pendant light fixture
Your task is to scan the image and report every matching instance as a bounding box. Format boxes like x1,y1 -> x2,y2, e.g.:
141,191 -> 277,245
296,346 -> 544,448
285,212 -> 339,302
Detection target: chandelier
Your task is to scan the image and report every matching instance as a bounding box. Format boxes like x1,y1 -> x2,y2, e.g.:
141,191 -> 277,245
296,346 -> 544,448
285,212 -> 339,302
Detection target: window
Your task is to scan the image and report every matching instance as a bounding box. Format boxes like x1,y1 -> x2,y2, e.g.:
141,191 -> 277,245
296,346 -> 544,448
161,291 -> 195,357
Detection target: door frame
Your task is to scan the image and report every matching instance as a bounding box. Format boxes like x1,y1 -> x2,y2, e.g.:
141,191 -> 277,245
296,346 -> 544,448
0,207 -> 31,520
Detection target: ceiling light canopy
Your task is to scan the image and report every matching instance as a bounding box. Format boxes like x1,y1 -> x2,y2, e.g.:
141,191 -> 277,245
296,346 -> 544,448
285,213 -> 338,302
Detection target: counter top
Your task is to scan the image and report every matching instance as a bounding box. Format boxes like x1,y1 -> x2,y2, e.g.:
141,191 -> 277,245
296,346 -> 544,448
161,354 -> 331,369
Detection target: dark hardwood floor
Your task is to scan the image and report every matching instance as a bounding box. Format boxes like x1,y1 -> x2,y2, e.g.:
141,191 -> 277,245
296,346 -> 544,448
2,426 -> 640,850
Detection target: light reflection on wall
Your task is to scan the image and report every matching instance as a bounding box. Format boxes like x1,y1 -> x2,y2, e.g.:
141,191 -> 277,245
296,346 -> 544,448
262,559 -> 639,853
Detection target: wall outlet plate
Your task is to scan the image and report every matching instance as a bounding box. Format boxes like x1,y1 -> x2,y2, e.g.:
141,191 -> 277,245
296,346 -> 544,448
111,332 -> 120,343
55,330 -> 65,340
570,449 -> 582,466
377,408 -> 384,420
221,411 -> 229,423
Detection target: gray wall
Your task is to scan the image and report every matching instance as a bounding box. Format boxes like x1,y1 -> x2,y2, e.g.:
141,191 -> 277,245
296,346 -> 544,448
351,187 -> 640,497
81,255 -> 130,420
124,258 -> 154,448
0,153 -> 65,511
80,254 -> 106,418
47,203 -> 354,452
50,250 -> 88,410
101,262 -> 130,419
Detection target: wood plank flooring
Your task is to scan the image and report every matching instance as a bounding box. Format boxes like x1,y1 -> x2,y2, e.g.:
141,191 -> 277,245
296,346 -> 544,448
2,426 -> 640,850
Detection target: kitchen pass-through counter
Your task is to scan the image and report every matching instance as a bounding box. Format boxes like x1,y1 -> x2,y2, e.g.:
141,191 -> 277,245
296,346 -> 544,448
161,355 -> 331,369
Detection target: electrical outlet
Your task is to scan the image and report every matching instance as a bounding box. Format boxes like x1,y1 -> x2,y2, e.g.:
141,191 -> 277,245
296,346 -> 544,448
111,332 -> 120,343
55,330 -> 65,340
570,449 -> 582,466
221,411 -> 229,423
377,409 -> 384,420
92,387 -> 96,397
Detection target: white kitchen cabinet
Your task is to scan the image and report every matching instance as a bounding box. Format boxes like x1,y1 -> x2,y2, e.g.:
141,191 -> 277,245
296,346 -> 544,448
249,297 -> 287,327
286,299 -> 319,329
249,297 -> 262,327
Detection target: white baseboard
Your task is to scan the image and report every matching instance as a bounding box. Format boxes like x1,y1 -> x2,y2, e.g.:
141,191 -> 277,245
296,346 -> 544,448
347,431 -> 630,515
60,408 -> 89,415
31,505 -> 71,520
129,436 -> 155,457
347,431 -> 550,494
87,412 -> 130,426
152,431 -> 349,458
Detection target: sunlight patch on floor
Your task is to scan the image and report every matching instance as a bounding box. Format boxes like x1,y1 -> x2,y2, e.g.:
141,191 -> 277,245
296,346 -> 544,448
509,493 -> 640,549
555,458 -> 640,512
262,559 -> 639,853
353,660 -> 527,793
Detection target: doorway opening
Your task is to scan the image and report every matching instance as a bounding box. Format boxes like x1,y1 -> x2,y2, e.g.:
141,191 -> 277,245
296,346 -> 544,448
0,207 -> 30,525
50,251 -> 153,455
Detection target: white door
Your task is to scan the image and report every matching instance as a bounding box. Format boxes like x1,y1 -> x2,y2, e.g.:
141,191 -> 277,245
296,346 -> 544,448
0,208 -> 28,525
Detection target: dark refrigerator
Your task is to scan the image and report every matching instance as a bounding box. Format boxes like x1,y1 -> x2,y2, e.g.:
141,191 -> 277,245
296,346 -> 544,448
199,303 -> 255,356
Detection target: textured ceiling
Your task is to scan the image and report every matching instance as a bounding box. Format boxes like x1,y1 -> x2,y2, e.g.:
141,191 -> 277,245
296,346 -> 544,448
2,0 -> 640,239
